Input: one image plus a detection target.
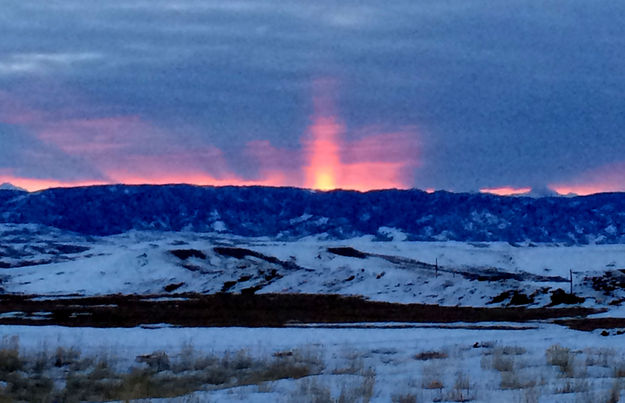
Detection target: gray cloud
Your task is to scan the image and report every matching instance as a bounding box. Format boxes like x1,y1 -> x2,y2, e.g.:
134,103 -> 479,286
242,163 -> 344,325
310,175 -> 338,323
1,0 -> 625,191
0,52 -> 101,75
0,123 -> 106,181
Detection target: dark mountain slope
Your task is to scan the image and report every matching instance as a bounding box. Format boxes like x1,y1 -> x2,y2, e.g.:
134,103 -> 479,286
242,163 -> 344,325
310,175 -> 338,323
0,185 -> 624,243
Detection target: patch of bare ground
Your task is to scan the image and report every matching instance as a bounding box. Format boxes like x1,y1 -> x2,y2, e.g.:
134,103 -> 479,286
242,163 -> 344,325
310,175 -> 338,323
0,293 -> 603,328
554,317 -> 625,332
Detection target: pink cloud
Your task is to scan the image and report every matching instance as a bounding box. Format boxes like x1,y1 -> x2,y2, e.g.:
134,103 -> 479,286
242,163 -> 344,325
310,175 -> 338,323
244,140 -> 303,186
342,131 -> 419,165
0,90 -> 49,125
302,79 -> 420,191
480,186 -> 532,196
549,161 -> 625,195
0,172 -> 107,192
0,79 -> 423,192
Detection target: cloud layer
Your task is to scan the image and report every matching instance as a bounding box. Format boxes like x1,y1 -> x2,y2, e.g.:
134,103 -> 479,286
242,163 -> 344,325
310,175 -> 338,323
1,1 -> 625,193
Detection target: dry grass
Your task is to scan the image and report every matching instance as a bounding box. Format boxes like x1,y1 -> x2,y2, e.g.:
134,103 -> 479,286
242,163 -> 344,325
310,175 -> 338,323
446,372 -> 473,402
332,349 -> 364,375
0,339 -> 323,402
0,336 -> 21,374
422,360 -> 445,391
479,345 -> 536,391
585,348 -> 614,368
360,367 -> 376,402
0,335 -> 55,402
614,362 -> 625,378
500,371 -> 537,390
546,344 -> 576,378
287,364 -> 376,403
514,387 -> 539,403
4,335 -> 625,402
493,353 -> 515,372
481,345 -> 526,372
288,378 -> 332,403
392,393 -> 419,403
554,379 -> 590,394
604,380 -> 623,403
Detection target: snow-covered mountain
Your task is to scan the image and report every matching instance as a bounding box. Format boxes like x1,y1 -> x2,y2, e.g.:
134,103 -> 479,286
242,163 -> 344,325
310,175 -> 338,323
1,184 -> 625,244
0,183 -> 26,192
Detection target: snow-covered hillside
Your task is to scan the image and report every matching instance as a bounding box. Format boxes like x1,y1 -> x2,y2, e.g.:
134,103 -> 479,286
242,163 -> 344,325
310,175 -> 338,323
1,223 -> 625,401
1,224 -> 624,313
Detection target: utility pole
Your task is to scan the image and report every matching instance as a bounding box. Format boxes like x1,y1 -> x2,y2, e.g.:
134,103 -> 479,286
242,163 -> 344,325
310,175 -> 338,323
570,269 -> 573,294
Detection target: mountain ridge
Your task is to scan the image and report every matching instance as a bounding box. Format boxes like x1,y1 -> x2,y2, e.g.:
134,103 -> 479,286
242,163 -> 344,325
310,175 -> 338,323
0,184 -> 624,243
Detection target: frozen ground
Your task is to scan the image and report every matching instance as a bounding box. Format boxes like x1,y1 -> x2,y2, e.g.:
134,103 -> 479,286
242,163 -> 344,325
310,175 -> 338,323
2,224 -> 625,401
1,224 -> 625,312
0,323 -> 624,402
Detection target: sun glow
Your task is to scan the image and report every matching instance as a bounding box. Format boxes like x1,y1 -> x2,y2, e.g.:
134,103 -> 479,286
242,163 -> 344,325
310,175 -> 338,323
0,175 -> 108,192
304,114 -> 342,190
548,161 -> 625,196
303,80 -> 418,191
480,186 -> 532,196
1,78 -> 420,192
549,184 -> 616,196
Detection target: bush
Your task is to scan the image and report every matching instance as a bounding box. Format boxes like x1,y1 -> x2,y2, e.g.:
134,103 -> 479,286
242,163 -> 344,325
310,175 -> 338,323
0,336 -> 22,374
415,351 -> 448,361
446,372 -> 473,402
546,345 -> 575,377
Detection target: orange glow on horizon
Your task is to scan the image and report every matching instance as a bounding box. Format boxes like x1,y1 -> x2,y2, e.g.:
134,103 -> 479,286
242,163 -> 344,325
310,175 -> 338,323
480,186 -> 532,196
0,175 -> 108,192
0,173 -> 290,193
549,184 -> 620,196
302,79 -> 418,191
549,161 -> 625,196
1,78 -> 420,192
112,172 -> 289,188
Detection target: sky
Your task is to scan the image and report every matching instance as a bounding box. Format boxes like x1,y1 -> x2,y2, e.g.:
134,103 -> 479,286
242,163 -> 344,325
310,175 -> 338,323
1,1 -> 625,195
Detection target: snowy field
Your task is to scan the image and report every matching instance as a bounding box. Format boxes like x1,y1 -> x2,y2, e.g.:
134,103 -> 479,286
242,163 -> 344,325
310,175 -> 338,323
0,324 -> 624,402
2,224 -> 625,401
1,224 -> 625,311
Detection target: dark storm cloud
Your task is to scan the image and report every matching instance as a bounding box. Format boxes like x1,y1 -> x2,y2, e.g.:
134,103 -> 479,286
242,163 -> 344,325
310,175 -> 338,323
1,0 -> 625,192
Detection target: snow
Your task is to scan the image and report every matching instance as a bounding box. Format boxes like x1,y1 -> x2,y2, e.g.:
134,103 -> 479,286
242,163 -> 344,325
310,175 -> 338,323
0,183 -> 26,192
0,323 -> 598,359
1,223 -> 625,401
1,225 -> 625,314
0,323 -> 623,402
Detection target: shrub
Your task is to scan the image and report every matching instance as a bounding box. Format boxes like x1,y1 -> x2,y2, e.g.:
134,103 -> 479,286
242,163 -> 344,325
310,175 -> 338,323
446,372 -> 473,402
500,371 -> 536,390
0,336 -> 22,374
415,351 -> 448,361
546,345 -> 575,377
615,362 -> 625,378
0,347 -> 22,374
54,346 -> 81,368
